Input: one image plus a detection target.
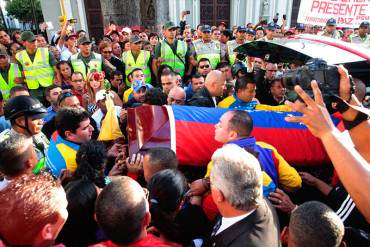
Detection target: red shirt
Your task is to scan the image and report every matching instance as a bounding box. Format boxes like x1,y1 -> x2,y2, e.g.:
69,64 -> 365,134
90,234 -> 180,247
72,89 -> 86,106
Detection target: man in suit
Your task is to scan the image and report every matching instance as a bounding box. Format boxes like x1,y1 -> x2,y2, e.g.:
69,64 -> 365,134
188,70 -> 226,107
205,144 -> 280,247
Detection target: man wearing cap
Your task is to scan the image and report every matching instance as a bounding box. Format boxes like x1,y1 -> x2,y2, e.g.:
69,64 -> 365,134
0,95 -> 50,173
226,26 -> 248,65
0,49 -> 22,100
121,27 -> 131,42
260,22 -> 276,41
92,90 -> 122,131
350,21 -> 370,45
190,24 -> 225,69
218,22 -> 227,32
15,31 -> 60,103
318,18 -> 340,39
122,35 -> 152,86
69,36 -> 112,80
295,23 -> 305,34
255,27 -> 265,40
152,21 -> 189,78
60,33 -> 78,61
127,79 -> 151,107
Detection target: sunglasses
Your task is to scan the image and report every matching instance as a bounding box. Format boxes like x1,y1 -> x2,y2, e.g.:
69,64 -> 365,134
58,92 -> 74,104
103,50 -> 112,54
199,64 -> 210,69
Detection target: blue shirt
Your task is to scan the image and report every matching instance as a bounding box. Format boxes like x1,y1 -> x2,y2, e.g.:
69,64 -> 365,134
43,106 -> 57,123
0,116 -> 10,133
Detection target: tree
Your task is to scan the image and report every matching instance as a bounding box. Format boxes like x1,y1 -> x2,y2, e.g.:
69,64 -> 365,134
5,0 -> 44,24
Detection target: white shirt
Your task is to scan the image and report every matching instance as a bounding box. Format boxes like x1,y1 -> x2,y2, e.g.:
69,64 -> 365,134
212,96 -> 217,107
92,106 -> 122,131
0,177 -> 10,191
216,209 -> 256,235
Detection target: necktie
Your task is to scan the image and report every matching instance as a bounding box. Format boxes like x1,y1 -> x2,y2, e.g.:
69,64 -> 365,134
211,217 -> 222,237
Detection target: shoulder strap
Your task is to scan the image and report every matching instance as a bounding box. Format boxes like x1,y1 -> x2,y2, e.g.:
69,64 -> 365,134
164,39 -> 185,65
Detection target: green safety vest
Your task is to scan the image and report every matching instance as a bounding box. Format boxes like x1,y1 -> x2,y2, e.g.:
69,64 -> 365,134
160,40 -> 187,77
193,40 -> 221,69
122,50 -> 151,86
70,52 -> 102,79
349,34 -> 370,45
227,40 -> 246,65
0,63 -> 21,100
15,48 -> 54,89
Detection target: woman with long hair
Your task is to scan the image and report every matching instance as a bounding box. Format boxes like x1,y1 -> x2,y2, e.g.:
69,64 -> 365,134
84,70 -> 122,114
56,61 -> 73,89
148,169 -> 211,246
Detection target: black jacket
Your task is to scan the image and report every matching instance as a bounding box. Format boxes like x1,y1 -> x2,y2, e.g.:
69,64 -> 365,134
187,87 -> 216,107
203,199 -> 280,247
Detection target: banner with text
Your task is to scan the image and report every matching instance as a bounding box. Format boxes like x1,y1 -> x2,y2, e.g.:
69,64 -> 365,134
297,0 -> 370,28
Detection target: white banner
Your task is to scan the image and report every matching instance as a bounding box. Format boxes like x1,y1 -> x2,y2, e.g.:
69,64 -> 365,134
297,0 -> 370,28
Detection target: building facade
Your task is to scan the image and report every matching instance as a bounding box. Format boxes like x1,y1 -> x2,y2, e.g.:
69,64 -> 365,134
169,0 -> 299,29
40,0 -> 300,41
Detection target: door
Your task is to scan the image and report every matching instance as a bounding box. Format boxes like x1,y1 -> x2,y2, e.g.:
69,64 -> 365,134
84,0 -> 104,41
200,0 -> 230,28
290,0 -> 301,27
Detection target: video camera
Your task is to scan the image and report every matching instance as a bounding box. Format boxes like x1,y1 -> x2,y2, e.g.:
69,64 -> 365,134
282,58 -> 354,111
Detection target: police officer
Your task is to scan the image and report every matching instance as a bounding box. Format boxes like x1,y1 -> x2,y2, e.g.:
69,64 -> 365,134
190,25 -> 225,69
260,22 -> 276,41
350,21 -> 370,45
318,18 -> 340,39
152,21 -> 189,78
15,31 -> 60,103
227,26 -> 248,65
0,49 -> 21,100
0,95 -> 49,174
295,23 -> 305,34
122,35 -> 151,86
69,36 -> 113,80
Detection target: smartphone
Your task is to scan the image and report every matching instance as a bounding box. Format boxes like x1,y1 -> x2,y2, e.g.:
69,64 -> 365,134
283,14 -> 286,20
186,10 -> 190,14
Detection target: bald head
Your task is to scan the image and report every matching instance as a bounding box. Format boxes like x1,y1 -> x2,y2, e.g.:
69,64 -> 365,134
95,177 -> 148,245
168,86 -> 186,105
205,70 -> 226,97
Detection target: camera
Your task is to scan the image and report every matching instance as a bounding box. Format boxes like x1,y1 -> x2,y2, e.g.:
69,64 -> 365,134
282,58 -> 352,110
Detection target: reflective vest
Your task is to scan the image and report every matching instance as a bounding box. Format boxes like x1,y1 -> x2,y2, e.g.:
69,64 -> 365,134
70,52 -> 102,79
350,34 -> 370,45
15,48 -> 54,89
226,40 -> 246,65
160,39 -> 187,77
0,63 -> 21,100
122,50 -> 151,86
193,39 -> 221,69
319,30 -> 341,39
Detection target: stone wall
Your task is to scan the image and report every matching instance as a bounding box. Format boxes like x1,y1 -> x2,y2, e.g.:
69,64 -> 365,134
100,0 -> 169,31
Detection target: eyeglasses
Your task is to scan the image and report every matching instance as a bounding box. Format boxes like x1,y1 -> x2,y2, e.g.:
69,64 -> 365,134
199,64 -> 210,69
102,50 -> 112,54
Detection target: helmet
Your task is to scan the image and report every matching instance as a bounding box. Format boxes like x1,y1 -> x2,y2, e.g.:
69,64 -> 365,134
4,96 -> 47,120
232,62 -> 248,77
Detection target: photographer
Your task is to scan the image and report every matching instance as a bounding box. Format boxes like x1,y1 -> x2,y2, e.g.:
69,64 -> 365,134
285,66 -> 370,223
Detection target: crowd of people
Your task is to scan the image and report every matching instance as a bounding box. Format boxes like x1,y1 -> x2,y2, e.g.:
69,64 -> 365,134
0,11 -> 369,247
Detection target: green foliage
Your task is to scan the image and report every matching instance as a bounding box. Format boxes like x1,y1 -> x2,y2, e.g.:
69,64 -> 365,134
5,0 -> 44,23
